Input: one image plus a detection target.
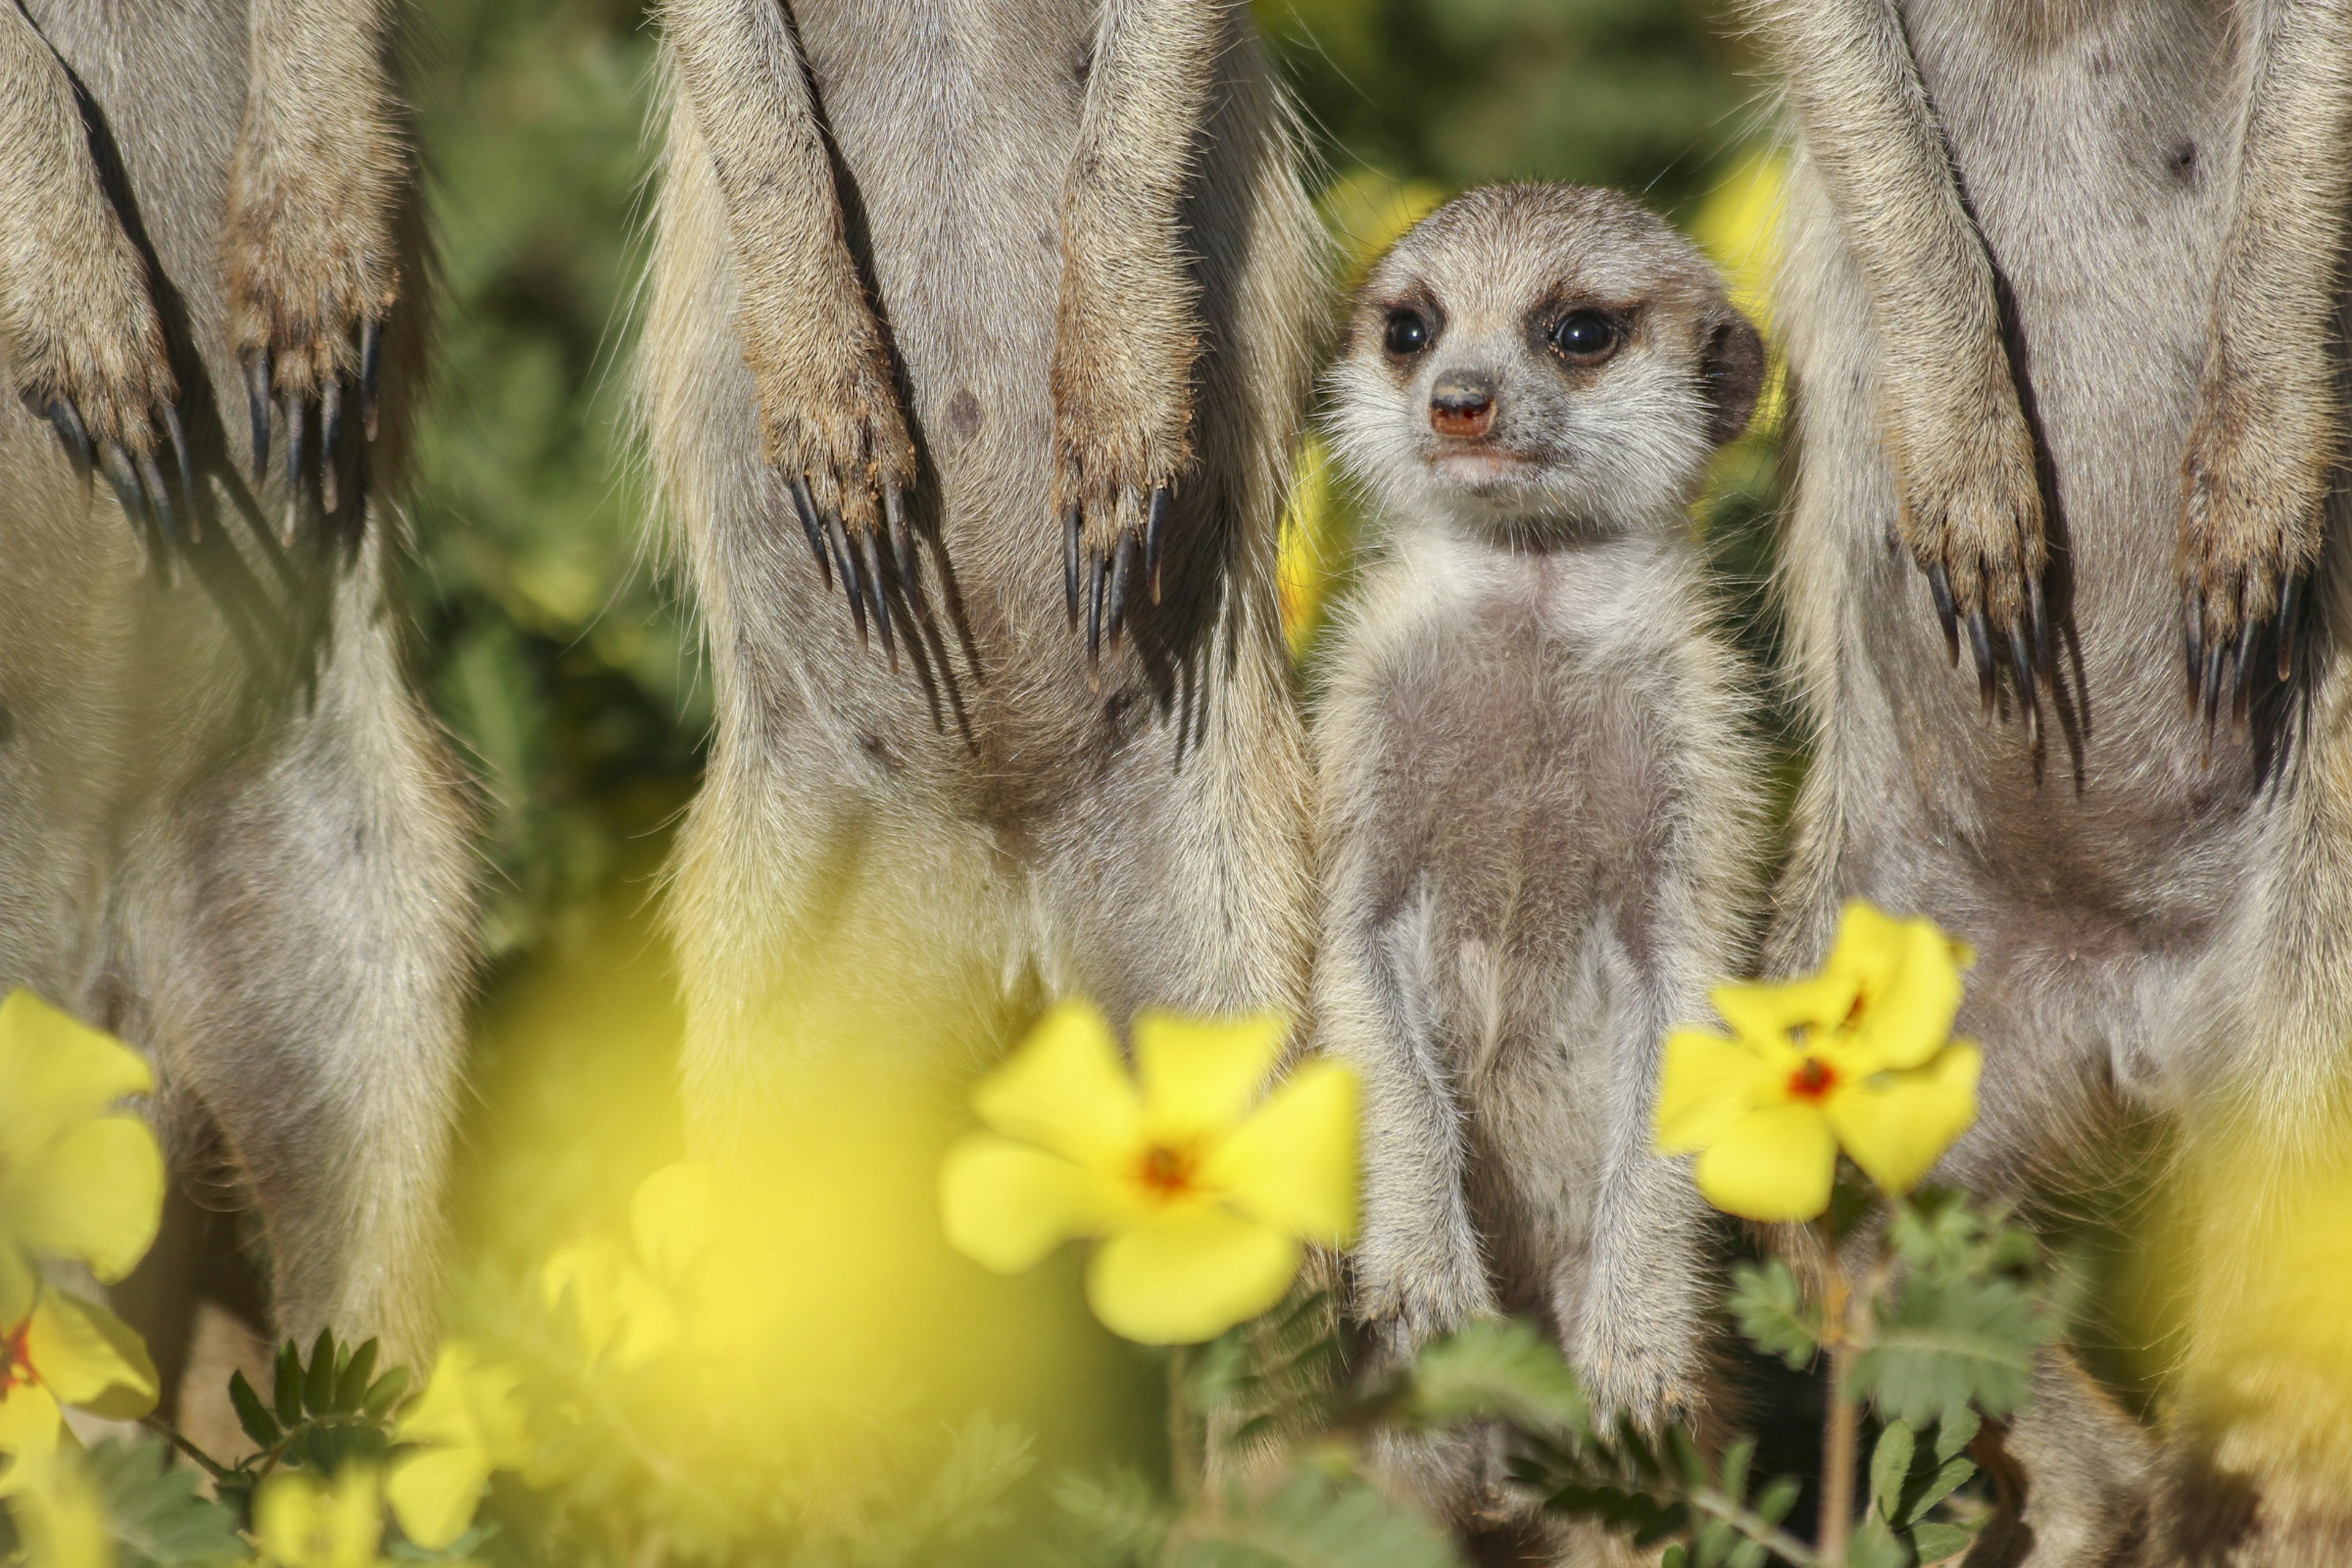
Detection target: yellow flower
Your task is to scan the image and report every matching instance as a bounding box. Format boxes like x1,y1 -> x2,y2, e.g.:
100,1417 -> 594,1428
3,1446 -> 112,1568
939,1001 -> 1359,1345
537,1162 -> 718,1367
1656,902 -> 1983,1221
384,1343 -> 527,1551
0,1291 -> 161,1487
0,991 -> 165,1326
254,1466 -> 388,1568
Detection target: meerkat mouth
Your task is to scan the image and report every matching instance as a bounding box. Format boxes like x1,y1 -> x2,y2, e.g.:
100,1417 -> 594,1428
1430,447 -> 1534,487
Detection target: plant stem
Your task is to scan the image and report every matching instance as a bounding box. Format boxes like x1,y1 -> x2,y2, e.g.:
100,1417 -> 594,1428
140,1415 -> 232,1482
1816,1221 -> 1857,1567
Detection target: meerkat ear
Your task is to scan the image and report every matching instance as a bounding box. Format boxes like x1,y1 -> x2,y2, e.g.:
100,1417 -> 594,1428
1700,306 -> 1766,447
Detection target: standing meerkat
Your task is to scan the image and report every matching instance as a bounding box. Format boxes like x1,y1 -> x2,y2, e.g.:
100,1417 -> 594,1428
1314,184 -> 1768,1551
1,0 -> 469,1374
1754,0 -> 2352,1558
643,1 -> 1324,1148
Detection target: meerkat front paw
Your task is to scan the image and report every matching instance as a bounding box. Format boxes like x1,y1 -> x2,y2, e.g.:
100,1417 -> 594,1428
741,315 -> 920,666
2177,350 -> 2333,731
1049,270 -> 1194,663
1890,390 -> 2049,729
223,95 -> 405,539
2,195 -> 190,560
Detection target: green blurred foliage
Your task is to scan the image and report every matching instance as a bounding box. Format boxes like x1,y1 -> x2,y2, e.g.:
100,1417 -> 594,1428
401,0 -> 1773,959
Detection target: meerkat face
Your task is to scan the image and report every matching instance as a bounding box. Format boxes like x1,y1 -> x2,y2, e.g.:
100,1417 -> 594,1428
1327,184 -> 1763,545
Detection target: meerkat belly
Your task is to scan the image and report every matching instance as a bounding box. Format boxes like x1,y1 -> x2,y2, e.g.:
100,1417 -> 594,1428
795,0 -> 1091,647
1858,2 -> 2274,905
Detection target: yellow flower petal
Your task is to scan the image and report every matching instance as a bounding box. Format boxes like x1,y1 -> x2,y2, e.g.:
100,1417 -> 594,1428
1197,1060 -> 1359,1245
1656,1030 -> 1778,1153
0,1246 -> 34,1330
630,1162 -> 717,1285
387,1445 -> 489,1552
0,1382 -> 64,1485
973,1000 -> 1145,1171
256,1467 -> 384,1568
0,992 -> 153,1155
24,1292 -> 159,1420
395,1343 -> 524,1459
1825,902 -> 1966,1072
1134,1011 -> 1286,1144
1826,1043 -> 1983,1197
1085,1206 -> 1302,1345
1709,974 -> 1852,1055
4,1444 -> 108,1568
1693,1104 -> 1838,1222
940,1134 -> 1121,1273
0,1116 -> 165,1281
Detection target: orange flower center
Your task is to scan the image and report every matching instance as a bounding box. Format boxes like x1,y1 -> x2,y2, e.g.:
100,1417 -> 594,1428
1134,1141 -> 1200,1202
1788,1055 -> 1838,1102
0,1318 -> 31,1396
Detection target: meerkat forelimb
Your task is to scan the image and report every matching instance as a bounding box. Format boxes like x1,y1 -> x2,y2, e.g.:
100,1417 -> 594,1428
1314,184 -> 1768,1545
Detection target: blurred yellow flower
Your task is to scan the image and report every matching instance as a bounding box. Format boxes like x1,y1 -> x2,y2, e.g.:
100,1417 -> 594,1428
2,1446 -> 111,1568
0,991 -> 165,1327
0,1291 -> 161,1486
386,1343 -> 527,1551
538,1161 -> 718,1366
255,1466 -> 388,1568
940,1001 -> 1358,1345
1656,902 -> 1983,1221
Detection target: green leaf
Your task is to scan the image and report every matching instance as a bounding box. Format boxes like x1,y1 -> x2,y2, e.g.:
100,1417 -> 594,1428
1869,1422 -> 1915,1525
1052,1468 -> 1173,1568
273,1341 -> 304,1428
1847,1513 -> 1909,1568
1404,1319 -> 1589,1438
1907,1521 -> 1974,1564
1899,1457 -> 1975,1528
228,1370 -> 281,1451
1727,1262 -> 1819,1370
363,1365 -> 412,1421
1932,1409 -> 1980,1466
1166,1471 -> 1460,1568
336,1339 -> 380,1412
304,1329 -> 339,1417
1850,1272 -> 2048,1429
1753,1477 -> 1800,1525
82,1439 -> 241,1567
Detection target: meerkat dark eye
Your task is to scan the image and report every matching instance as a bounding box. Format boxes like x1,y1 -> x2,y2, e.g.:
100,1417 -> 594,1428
1550,311 -> 1618,360
1384,311 -> 1430,356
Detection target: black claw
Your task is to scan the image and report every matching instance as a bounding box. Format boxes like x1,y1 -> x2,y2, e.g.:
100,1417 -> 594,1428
826,508 -> 866,647
1145,486 -> 1170,604
861,529 -> 894,668
136,447 -> 174,544
2232,616 -> 2258,733
45,399 -> 91,475
789,477 -> 832,587
161,403 -> 193,507
360,318 -> 382,443
2184,595 -> 2205,718
2278,576 -> 2302,682
320,378 -> 344,515
281,390 -> 306,545
246,349 -> 272,480
98,441 -> 141,526
1087,551 -> 1107,667
2008,620 -> 2037,740
1967,605 -> 1994,711
1064,503 -> 1083,630
2202,641 -> 2224,734
884,484 -> 921,614
1925,561 -> 1959,666
1107,531 -> 1136,650
2026,571 -> 2049,674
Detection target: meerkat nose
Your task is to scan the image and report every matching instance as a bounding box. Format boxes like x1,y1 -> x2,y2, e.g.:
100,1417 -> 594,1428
1429,371 -> 1498,439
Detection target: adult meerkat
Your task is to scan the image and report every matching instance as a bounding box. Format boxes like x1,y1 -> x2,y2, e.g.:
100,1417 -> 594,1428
1756,0 -> 2352,1558
1315,184 -> 1767,1550
644,1 -> 1321,1145
0,0 -> 468,1374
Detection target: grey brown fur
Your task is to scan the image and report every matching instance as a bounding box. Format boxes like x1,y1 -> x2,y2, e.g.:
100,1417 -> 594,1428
0,0 -> 468,1370
1314,184 -> 1768,1552
1755,0 -> 2352,1560
642,1 -> 1324,1148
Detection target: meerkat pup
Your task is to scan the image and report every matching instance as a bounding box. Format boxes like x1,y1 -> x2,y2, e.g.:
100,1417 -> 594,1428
1314,184 -> 1767,1548
2,0 -> 468,1381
